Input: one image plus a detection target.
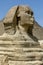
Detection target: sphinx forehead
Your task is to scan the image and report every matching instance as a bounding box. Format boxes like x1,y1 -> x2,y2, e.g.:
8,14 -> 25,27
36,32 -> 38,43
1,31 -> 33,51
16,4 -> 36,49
18,5 -> 33,12
3,5 -> 33,24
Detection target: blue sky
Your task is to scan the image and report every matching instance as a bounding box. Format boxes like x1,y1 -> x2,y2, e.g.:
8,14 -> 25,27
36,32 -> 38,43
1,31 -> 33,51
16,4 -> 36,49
0,0 -> 43,27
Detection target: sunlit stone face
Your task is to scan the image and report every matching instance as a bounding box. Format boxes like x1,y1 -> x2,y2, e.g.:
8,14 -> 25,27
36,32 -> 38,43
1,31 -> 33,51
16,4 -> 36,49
17,6 -> 34,32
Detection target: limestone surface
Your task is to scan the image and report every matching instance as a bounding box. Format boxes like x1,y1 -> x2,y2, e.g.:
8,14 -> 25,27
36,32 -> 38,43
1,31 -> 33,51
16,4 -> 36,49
0,5 -> 43,65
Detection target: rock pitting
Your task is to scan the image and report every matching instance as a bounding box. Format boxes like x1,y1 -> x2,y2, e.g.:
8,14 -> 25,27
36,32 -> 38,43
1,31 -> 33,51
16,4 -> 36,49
0,5 -> 43,65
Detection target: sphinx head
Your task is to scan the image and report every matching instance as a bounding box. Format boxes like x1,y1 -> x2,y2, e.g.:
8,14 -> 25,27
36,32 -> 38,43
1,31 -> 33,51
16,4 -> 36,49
3,5 -> 34,35
17,6 -> 34,34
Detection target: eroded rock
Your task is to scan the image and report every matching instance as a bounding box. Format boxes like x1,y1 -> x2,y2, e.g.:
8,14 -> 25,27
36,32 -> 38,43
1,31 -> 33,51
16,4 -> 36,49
0,5 -> 43,65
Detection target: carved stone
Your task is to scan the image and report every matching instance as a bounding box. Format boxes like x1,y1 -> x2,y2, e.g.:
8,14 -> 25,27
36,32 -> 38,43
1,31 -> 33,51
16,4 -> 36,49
0,5 -> 43,65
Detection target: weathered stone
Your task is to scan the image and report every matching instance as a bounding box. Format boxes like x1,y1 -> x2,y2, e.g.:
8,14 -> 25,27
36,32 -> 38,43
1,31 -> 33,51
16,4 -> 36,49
3,6 -> 19,34
0,5 -> 43,65
0,21 -> 4,35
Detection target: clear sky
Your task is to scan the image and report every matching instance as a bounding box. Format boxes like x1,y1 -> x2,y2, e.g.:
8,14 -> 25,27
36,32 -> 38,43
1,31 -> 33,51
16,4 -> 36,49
0,0 -> 43,27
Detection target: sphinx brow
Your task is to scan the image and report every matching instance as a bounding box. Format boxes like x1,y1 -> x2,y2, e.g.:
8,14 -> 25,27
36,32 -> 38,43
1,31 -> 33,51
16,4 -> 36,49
25,10 -> 33,15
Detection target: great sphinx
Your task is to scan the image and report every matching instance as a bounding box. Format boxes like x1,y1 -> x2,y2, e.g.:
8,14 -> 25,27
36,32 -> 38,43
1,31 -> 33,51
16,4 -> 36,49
0,5 -> 43,65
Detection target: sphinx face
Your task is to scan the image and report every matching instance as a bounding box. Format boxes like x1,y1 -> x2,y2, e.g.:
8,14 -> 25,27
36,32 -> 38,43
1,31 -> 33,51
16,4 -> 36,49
17,6 -> 34,32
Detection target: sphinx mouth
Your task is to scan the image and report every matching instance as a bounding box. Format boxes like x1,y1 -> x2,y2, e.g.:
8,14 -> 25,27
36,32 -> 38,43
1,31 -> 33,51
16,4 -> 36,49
30,17 -> 34,21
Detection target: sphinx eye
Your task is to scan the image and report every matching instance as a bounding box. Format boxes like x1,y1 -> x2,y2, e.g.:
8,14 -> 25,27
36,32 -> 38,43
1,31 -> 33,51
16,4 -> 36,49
25,11 -> 30,14
31,12 -> 33,16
